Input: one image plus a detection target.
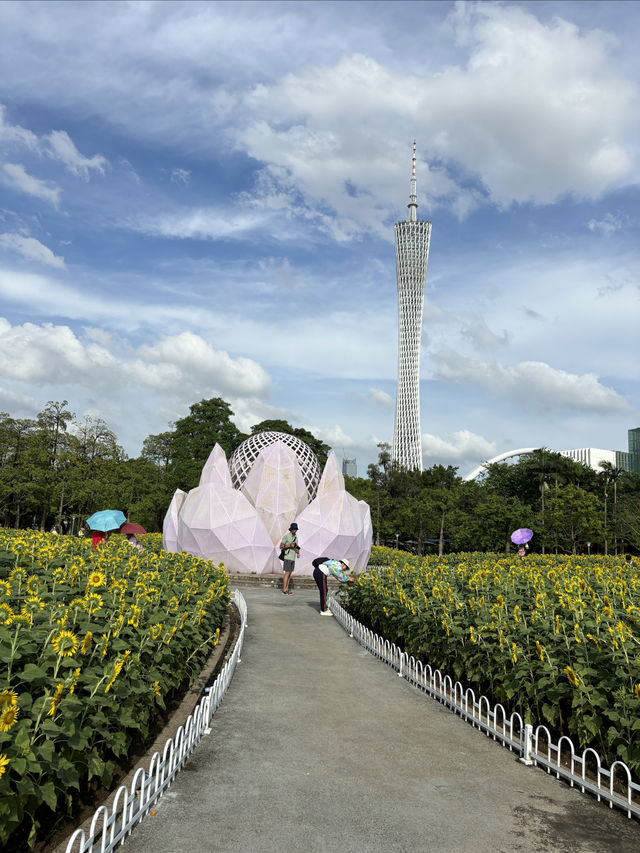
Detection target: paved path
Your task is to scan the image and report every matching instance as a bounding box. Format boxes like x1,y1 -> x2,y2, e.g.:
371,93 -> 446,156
123,588 -> 638,853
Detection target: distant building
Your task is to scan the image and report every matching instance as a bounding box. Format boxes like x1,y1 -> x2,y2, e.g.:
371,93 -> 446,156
560,448 -> 620,473
629,427 -> 640,474
392,141 -> 432,471
464,426 -> 640,481
342,457 -> 357,478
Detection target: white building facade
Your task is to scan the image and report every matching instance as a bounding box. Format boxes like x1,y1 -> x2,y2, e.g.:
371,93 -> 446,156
392,142 -> 431,470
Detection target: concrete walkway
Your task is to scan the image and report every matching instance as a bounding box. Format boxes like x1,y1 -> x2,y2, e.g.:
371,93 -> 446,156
123,588 -> 638,853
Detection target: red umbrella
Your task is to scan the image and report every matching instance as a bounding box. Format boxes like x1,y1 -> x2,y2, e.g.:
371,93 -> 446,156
119,521 -> 147,536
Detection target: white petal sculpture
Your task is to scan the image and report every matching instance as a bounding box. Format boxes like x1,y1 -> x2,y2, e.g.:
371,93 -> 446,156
241,441 -> 308,545
200,444 -> 233,488
162,434 -> 371,575
295,452 -> 372,575
177,482 -> 274,574
163,488 -> 187,553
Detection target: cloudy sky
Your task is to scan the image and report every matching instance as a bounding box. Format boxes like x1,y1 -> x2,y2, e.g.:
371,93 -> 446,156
0,0 -> 638,477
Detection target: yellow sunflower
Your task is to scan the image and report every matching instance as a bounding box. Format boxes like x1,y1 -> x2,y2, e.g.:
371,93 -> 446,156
47,684 -> 64,717
52,567 -> 66,584
0,753 -> 9,779
0,704 -> 19,732
0,603 -> 14,625
81,631 -> 93,654
51,630 -> 79,658
84,592 -> 103,614
87,571 -> 105,589
564,666 -> 579,687
0,690 -> 18,711
0,580 -> 10,596
25,575 -> 40,595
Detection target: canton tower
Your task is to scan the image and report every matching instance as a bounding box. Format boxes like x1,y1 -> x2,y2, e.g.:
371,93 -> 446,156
392,142 -> 432,470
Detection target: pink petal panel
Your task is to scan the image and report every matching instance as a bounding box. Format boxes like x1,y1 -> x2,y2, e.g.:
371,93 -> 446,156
199,444 -> 233,488
162,489 -> 187,553
241,441 -> 309,544
177,482 -> 274,574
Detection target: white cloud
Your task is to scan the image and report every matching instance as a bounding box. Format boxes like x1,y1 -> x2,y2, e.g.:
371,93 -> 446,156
0,105 -> 38,150
1,163 -> 60,206
0,320 -> 271,404
230,4 -> 637,235
310,423 -> 357,449
367,387 -> 394,407
0,233 -> 65,268
171,168 -> 191,185
0,385 -> 38,416
434,349 -> 629,413
46,130 -> 107,180
137,332 -> 271,396
422,429 -> 497,466
587,212 -> 626,236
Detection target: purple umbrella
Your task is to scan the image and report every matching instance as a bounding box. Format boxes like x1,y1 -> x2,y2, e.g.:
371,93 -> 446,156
511,528 -> 533,545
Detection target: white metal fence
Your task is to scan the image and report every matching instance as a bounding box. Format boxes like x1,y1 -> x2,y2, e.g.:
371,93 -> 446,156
63,589 -> 247,853
328,591 -> 640,822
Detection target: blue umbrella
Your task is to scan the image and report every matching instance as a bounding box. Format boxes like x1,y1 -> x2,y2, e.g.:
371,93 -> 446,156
86,510 -> 127,532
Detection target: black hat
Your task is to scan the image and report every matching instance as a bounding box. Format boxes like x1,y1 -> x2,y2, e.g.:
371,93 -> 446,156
289,523 -> 298,530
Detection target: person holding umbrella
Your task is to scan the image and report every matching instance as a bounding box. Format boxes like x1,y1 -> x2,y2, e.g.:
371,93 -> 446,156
120,521 -> 146,551
511,528 -> 533,557
86,510 -> 127,550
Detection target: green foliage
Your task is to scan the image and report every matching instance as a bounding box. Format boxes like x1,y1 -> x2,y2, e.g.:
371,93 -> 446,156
0,528 -> 230,850
347,549 -> 640,774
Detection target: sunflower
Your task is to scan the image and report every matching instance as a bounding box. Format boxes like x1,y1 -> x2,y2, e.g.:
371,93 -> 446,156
84,592 -> 103,614
87,571 -> 105,589
52,567 -> 67,584
0,580 -> 10,596
81,631 -> 93,654
150,623 -> 163,640
564,666 -> 579,687
0,704 -> 19,732
68,667 -> 81,695
0,603 -> 14,625
26,575 -> 40,595
153,681 -> 161,697
0,690 -> 18,712
47,684 -> 64,717
51,630 -> 79,658
0,753 -> 9,779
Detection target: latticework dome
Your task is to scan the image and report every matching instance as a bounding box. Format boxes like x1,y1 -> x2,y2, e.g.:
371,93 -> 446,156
229,432 -> 321,500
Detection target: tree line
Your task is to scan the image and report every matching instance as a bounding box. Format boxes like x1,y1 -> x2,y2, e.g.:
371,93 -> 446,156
1,397 -> 637,554
346,443 -> 640,555
0,398 -> 329,535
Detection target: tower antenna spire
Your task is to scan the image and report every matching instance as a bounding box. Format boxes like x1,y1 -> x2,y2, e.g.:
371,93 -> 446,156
408,139 -> 418,222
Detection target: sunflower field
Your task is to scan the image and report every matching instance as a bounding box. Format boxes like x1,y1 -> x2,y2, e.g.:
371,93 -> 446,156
346,546 -> 640,775
0,528 -> 229,850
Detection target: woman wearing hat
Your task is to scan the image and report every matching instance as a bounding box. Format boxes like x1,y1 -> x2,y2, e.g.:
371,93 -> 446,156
311,556 -> 354,615
279,522 -> 300,595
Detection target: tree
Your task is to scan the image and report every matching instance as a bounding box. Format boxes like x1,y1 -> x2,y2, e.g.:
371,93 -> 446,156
168,398 -> 246,492
599,461 -> 625,555
543,485 -> 603,555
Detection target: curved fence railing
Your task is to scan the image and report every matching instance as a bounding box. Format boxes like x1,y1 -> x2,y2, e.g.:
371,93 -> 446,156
328,591 -> 640,821
64,589 -> 248,853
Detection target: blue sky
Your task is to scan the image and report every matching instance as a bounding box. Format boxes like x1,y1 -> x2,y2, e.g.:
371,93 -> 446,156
0,0 -> 638,477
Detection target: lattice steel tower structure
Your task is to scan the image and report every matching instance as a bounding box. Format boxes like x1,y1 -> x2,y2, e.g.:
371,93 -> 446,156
392,142 -> 432,470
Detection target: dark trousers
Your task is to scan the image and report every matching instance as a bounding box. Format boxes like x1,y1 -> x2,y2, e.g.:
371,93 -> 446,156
313,566 -> 328,611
